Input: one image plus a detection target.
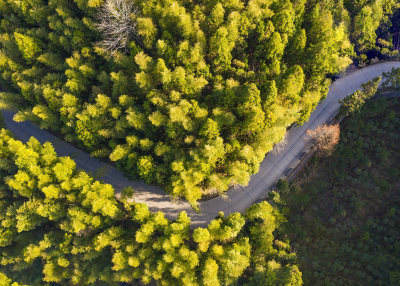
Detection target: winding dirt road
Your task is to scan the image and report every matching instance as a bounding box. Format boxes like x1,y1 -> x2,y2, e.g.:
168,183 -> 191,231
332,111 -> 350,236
3,61 -> 400,226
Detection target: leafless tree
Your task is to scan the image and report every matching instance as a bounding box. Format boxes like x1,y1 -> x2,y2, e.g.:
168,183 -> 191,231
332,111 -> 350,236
306,124 -> 340,156
95,0 -> 139,53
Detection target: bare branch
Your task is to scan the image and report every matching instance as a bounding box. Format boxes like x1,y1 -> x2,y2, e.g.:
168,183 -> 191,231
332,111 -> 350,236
95,0 -> 139,53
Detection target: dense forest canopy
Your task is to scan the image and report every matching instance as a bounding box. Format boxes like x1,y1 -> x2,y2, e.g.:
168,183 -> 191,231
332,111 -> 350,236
0,0 -> 398,205
0,129 -> 301,285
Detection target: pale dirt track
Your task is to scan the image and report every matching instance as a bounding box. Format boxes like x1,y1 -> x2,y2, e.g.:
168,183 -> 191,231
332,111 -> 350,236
3,61 -> 400,226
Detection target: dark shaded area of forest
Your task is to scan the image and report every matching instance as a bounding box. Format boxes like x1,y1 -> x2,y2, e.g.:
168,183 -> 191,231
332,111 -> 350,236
282,97 -> 400,286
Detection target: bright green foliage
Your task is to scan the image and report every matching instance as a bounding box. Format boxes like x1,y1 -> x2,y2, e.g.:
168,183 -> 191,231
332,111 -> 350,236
382,67 -> 400,88
0,0 -> 366,205
283,98 -> 400,285
352,2 -> 384,52
202,258 -> 220,286
0,130 -> 300,285
0,272 -> 28,286
344,0 -> 400,62
339,76 -> 381,115
13,32 -> 41,61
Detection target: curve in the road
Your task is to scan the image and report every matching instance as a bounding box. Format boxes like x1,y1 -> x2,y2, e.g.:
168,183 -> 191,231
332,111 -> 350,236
3,61 -> 400,227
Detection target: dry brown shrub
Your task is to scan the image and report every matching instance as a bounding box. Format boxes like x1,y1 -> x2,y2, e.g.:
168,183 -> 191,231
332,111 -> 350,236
306,124 -> 340,156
